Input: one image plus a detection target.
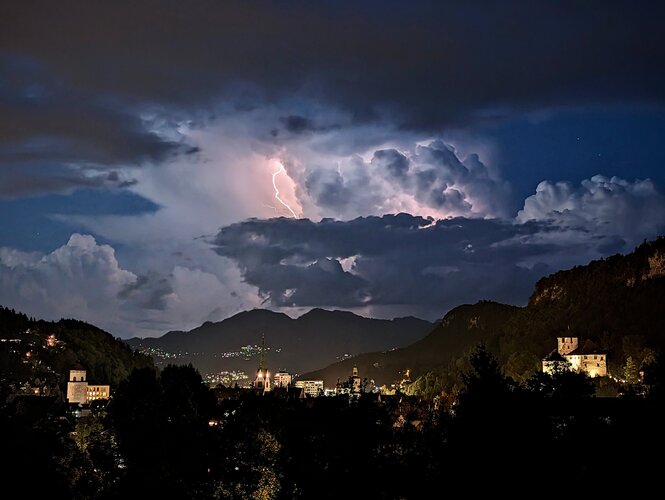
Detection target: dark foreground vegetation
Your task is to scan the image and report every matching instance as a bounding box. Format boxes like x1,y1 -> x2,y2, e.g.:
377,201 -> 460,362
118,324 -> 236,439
1,346 -> 664,499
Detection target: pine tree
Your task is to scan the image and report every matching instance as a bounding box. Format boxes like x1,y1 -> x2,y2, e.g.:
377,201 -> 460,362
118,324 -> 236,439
624,356 -> 639,384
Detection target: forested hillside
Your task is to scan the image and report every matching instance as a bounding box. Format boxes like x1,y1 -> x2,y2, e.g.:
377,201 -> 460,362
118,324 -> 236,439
0,306 -> 153,392
304,238 -> 665,393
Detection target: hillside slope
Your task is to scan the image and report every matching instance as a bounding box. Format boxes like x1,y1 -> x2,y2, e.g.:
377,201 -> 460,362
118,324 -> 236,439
0,306 -> 153,391
303,301 -> 516,386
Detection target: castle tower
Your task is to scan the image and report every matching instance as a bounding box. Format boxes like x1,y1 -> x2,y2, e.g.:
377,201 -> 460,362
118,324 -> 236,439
67,364 -> 88,404
557,336 -> 579,355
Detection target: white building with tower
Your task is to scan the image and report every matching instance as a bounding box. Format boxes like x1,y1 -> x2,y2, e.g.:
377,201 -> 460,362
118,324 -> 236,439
543,336 -> 607,378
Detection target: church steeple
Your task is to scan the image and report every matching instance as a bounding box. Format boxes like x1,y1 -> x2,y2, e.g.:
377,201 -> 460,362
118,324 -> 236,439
254,333 -> 271,393
259,333 -> 266,371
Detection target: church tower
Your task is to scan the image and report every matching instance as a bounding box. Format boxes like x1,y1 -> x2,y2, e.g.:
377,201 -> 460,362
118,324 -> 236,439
254,334 -> 271,393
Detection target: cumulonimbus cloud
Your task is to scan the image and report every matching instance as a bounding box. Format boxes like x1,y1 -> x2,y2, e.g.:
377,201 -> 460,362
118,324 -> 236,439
297,140 -> 512,220
210,175 -> 665,318
0,234 -> 259,337
517,175 -> 665,240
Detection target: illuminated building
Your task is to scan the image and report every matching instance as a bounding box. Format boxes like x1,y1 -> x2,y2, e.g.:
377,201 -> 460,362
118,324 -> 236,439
351,366 -> 362,394
542,336 -> 607,377
66,365 -> 111,404
295,380 -> 323,397
273,370 -> 292,388
334,366 -> 363,396
254,334 -> 271,393
86,385 -> 110,401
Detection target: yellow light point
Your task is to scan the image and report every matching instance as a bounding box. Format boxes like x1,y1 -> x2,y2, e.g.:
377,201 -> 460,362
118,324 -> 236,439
271,161 -> 298,218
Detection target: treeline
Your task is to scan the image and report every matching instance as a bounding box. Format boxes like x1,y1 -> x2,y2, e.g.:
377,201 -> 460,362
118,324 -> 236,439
2,348 -> 664,498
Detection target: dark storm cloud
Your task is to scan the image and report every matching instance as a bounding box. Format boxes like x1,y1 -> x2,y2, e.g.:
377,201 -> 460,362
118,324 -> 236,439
0,54 -> 182,196
117,272 -> 173,311
280,115 -> 316,134
210,214 -> 559,311
2,1 -> 664,129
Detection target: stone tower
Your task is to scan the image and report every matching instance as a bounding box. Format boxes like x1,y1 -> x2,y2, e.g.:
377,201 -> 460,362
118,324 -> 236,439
557,336 -> 579,355
67,364 -> 88,404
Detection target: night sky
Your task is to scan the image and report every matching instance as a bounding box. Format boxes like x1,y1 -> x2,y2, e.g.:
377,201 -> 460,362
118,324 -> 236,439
1,1 -> 665,337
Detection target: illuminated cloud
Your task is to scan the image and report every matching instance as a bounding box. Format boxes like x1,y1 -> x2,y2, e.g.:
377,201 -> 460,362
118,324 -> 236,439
517,175 -> 665,245
0,234 -> 259,337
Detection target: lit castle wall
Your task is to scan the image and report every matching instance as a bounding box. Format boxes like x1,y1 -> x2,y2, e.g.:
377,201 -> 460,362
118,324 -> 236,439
543,337 -> 607,378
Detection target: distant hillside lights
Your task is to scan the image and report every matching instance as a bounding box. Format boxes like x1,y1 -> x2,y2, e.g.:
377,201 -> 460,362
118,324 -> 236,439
543,336 -> 607,378
66,365 -> 111,404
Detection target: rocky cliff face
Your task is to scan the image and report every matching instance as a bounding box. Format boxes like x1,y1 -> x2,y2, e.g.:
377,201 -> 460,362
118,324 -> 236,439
531,283 -> 566,304
646,250 -> 665,280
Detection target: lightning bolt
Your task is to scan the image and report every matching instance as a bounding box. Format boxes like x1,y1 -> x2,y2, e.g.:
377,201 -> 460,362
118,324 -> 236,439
272,162 -> 298,218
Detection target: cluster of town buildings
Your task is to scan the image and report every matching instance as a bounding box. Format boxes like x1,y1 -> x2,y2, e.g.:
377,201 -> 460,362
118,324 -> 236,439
253,333 -> 610,399
251,334 -> 364,398
253,365 -> 363,398
59,333 -> 608,410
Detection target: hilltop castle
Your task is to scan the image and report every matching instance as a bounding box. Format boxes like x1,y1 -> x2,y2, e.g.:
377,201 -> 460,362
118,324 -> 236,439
542,336 -> 607,378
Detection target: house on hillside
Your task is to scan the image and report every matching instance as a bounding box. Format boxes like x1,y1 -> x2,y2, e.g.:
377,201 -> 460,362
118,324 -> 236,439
542,336 -> 607,378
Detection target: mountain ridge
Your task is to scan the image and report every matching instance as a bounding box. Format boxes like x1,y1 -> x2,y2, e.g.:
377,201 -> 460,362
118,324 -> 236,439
127,308 -> 435,376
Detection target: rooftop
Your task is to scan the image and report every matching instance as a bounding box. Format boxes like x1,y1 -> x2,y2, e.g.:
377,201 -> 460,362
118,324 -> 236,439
568,339 -> 604,356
